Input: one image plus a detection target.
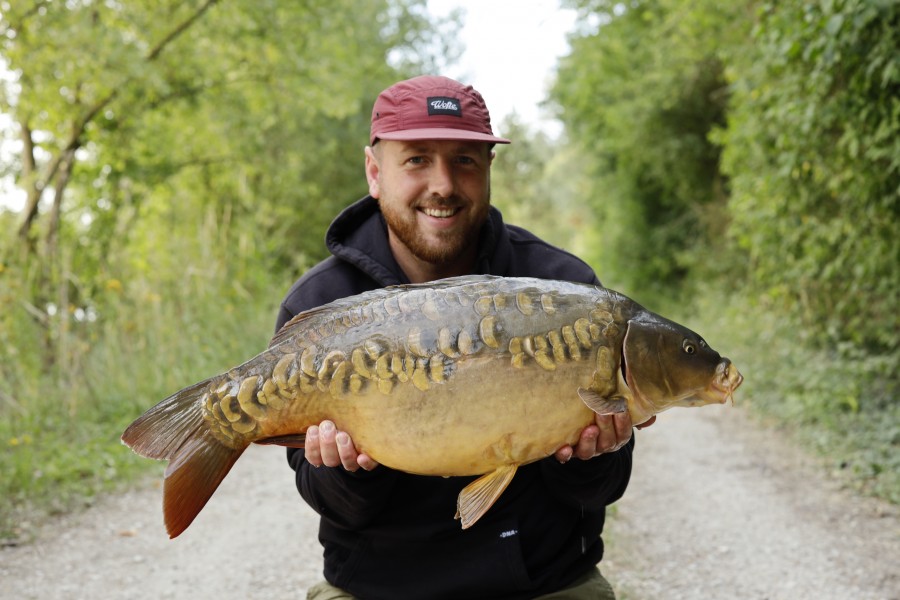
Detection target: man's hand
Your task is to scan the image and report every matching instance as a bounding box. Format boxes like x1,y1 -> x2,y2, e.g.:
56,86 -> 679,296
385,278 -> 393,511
554,412 -> 655,463
304,420 -> 379,472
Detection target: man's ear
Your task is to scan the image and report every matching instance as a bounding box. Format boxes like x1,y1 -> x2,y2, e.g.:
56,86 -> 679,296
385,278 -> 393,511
364,145 -> 381,199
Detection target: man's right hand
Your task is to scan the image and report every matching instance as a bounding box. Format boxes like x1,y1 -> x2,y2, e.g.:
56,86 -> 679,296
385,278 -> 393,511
304,420 -> 379,472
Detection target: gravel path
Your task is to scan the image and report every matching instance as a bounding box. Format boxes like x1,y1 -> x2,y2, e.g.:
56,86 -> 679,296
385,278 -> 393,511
0,446 -> 324,599
2,404 -> 898,600
603,405 -> 899,600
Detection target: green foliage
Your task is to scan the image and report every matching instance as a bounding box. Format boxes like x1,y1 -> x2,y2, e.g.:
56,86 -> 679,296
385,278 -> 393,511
552,0 -> 898,504
0,265 -> 276,542
490,114 -> 596,257
0,0 -> 457,541
552,0 -> 745,297
717,0 -> 900,353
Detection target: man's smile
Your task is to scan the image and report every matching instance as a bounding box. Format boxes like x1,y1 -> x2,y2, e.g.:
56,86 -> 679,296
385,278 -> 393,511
420,206 -> 461,219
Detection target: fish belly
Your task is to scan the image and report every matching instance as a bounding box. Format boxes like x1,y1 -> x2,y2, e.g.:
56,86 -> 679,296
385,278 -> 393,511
333,354 -> 597,476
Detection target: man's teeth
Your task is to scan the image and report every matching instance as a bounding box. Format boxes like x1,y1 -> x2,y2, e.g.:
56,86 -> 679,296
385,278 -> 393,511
422,207 -> 457,218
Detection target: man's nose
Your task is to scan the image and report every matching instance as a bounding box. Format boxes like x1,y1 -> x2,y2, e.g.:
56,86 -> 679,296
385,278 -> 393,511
427,158 -> 456,198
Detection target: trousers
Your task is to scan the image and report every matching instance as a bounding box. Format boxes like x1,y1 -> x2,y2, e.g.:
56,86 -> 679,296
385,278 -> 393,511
305,567 -> 616,600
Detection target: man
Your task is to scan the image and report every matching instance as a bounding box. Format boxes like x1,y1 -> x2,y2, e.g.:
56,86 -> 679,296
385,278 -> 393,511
276,75 -> 638,600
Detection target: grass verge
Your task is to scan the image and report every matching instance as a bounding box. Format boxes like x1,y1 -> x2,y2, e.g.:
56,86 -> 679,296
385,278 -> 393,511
0,283 -> 277,545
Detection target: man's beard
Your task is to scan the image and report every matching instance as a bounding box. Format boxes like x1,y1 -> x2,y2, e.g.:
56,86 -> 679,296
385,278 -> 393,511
380,195 -> 489,266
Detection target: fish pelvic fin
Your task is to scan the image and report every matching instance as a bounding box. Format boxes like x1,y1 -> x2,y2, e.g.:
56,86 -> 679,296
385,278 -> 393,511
455,464 -> 518,529
577,387 -> 627,415
121,378 -> 245,538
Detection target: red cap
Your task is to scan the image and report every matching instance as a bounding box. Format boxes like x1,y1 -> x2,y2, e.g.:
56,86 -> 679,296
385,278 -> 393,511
370,75 -> 511,146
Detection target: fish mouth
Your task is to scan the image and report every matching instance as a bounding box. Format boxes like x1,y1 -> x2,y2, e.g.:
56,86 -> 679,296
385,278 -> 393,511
711,360 -> 743,405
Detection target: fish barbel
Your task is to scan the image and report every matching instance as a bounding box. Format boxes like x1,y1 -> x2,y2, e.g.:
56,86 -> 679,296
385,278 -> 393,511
122,275 -> 743,537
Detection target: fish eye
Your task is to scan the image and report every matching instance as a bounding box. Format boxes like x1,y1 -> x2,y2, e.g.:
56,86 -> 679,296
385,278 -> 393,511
683,340 -> 697,355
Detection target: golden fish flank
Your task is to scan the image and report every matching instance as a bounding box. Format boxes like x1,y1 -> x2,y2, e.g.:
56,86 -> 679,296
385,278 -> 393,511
123,275 -> 743,538
204,289 -> 629,448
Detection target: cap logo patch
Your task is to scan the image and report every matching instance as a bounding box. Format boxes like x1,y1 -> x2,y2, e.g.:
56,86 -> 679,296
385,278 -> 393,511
427,96 -> 462,117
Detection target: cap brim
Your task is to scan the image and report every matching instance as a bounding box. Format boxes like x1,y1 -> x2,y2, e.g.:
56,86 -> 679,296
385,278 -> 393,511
373,128 -> 511,145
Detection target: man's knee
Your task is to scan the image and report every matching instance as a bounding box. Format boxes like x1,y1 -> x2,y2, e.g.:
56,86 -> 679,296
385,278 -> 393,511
306,581 -> 357,600
533,568 -> 617,600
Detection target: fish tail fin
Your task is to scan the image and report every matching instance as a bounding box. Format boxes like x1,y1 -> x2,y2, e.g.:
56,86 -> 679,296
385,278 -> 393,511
121,379 -> 245,538
162,430 -> 243,538
122,380 -> 211,460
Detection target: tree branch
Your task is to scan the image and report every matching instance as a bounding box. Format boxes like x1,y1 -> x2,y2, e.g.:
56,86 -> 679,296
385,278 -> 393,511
146,0 -> 219,61
16,0 -> 220,243
45,148 -> 76,255
16,123 -> 43,240
68,0 -> 221,154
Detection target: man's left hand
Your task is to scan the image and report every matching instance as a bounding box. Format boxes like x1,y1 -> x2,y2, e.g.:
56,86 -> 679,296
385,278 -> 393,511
554,412 -> 655,463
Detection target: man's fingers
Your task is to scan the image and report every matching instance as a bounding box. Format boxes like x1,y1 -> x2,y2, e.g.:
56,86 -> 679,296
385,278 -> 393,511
555,411 -> 637,464
318,420 -> 341,467
357,453 -> 380,471
612,411 -> 633,446
336,431 -> 360,472
305,425 -> 322,466
555,444 -> 574,464
306,420 -> 377,472
595,414 -> 618,453
573,425 -> 599,460
595,412 -> 632,453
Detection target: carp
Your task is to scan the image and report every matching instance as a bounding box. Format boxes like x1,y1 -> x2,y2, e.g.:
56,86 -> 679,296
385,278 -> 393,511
122,275 -> 742,538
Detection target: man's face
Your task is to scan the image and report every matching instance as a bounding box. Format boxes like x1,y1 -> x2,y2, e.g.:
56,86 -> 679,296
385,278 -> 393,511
365,139 -> 493,268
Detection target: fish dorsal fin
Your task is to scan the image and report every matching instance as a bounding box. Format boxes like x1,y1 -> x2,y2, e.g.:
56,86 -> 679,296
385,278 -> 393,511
269,306 -> 333,347
577,387 -> 627,415
268,275 -> 507,349
455,464 -> 518,529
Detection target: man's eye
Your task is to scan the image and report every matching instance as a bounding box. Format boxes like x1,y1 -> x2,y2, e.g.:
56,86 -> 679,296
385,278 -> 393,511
456,156 -> 475,165
407,156 -> 425,164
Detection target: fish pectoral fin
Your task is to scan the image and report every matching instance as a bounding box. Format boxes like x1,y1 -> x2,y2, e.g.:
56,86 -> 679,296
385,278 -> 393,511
577,387 -> 627,415
253,434 -> 307,448
455,464 -> 518,529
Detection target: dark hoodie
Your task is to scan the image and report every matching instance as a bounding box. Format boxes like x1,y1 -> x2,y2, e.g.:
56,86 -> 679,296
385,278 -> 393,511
277,196 -> 633,600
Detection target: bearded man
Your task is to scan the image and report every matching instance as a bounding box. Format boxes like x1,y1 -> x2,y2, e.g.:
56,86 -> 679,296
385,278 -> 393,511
276,76 -> 636,600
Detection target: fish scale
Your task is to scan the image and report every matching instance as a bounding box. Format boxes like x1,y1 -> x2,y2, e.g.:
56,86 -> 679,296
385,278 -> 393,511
122,275 -> 743,538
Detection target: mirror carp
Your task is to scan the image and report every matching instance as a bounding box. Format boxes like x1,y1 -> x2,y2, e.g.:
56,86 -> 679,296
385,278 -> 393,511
122,275 -> 743,538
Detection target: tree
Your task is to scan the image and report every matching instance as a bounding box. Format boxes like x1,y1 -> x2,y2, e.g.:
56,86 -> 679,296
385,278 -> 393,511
490,114 -> 596,261
552,0 -> 747,297
0,0 -> 457,374
718,0 -> 900,352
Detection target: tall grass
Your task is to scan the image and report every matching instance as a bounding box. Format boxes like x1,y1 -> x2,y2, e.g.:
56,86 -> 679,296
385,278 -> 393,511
0,271 -> 280,543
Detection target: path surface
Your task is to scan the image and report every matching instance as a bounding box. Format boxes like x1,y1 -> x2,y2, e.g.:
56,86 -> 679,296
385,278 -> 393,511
603,405 -> 899,600
2,405 -> 898,600
0,446 -> 324,599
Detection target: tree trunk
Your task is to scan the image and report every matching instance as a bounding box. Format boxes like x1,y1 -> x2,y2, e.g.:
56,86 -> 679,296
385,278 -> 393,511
16,123 -> 43,243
